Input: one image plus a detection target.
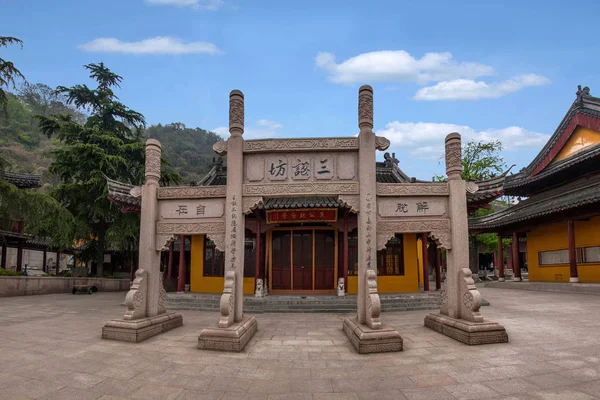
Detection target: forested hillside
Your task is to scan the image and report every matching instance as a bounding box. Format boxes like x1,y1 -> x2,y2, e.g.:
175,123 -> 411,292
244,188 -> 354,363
146,123 -> 223,184
0,85 -> 223,184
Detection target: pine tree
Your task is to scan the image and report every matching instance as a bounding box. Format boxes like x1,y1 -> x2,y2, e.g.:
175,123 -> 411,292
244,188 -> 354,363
38,63 -> 180,276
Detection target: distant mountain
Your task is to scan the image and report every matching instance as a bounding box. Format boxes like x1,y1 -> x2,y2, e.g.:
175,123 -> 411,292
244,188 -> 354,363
0,86 -> 223,185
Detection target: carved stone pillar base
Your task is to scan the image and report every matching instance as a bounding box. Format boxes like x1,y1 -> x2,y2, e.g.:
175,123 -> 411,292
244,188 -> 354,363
342,316 -> 403,354
424,313 -> 508,345
102,312 -> 183,343
198,316 -> 257,352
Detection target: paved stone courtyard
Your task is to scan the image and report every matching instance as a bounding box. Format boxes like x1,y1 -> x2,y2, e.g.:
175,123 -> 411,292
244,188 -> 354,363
1,288 -> 599,400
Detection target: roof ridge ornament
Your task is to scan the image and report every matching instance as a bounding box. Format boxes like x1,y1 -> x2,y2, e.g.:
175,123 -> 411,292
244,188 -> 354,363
576,85 -> 591,102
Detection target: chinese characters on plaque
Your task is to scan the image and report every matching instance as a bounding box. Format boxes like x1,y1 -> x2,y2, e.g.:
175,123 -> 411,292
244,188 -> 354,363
378,197 -> 447,218
158,199 -> 225,220
265,156 -> 334,181
266,208 -> 338,224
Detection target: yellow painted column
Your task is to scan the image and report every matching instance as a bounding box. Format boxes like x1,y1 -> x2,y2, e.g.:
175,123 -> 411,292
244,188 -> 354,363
190,235 -> 205,293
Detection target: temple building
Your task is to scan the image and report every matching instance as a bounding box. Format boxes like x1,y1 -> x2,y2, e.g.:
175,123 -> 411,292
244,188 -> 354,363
108,126 -> 503,296
470,86 -> 600,283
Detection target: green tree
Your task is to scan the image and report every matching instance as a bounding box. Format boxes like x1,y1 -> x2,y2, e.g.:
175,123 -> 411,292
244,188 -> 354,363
146,122 -> 223,183
0,37 -> 25,112
434,140 -> 506,182
433,140 -> 509,274
38,63 -> 180,277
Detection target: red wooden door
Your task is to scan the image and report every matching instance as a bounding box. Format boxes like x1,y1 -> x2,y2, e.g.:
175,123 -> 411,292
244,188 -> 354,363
292,231 -> 313,290
271,230 -> 291,290
314,230 -> 335,290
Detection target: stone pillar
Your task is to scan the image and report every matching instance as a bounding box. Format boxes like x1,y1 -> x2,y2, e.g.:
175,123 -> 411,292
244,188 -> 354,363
1,245 -> 6,269
421,233 -> 430,292
341,86 -> 403,353
224,90 -> 246,323
568,219 -> 579,283
102,139 -> 182,342
497,233 -> 504,282
56,251 -> 61,275
127,139 -> 163,318
443,133 -> 481,321
198,90 -> 257,352
512,232 -> 522,282
357,85 -> 380,328
167,241 -> 174,279
424,132 -> 507,345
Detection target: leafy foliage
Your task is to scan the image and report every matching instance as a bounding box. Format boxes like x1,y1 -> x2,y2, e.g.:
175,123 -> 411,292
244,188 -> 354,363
37,63 -> 179,276
434,140 -> 506,182
0,37 -> 26,113
0,179 -> 80,250
146,122 -> 223,183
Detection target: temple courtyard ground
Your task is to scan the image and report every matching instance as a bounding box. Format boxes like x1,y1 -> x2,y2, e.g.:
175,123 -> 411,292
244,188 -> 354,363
1,288 -> 599,400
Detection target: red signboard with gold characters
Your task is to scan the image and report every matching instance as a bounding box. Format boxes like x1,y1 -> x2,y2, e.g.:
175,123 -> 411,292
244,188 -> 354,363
266,208 -> 338,224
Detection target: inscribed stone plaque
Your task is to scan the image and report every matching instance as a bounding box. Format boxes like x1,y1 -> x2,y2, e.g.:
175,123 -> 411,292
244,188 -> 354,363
377,197 -> 448,218
265,157 -> 289,181
289,157 -> 312,180
313,154 -> 335,180
159,199 -> 225,220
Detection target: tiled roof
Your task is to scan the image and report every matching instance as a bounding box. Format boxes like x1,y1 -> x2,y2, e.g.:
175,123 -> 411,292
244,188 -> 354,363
0,171 -> 41,189
259,197 -> 339,210
469,174 -> 600,231
504,87 -> 600,195
106,176 -> 141,213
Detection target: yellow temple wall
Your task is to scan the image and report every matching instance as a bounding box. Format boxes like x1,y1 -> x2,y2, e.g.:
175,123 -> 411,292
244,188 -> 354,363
189,235 -> 255,294
347,234 -> 420,294
527,216 -> 600,283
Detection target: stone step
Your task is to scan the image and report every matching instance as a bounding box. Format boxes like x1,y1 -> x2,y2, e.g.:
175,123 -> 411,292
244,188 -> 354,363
166,293 -> 440,313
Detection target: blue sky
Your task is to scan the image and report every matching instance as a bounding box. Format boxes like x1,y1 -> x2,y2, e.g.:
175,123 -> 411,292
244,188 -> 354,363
3,0 -> 599,180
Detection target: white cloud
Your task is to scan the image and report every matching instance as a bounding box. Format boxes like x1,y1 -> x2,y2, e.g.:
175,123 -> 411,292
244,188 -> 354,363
414,74 -> 551,101
78,36 -> 223,55
376,121 -> 550,160
256,119 -> 282,130
315,50 -> 495,84
145,0 -> 224,10
213,119 -> 283,140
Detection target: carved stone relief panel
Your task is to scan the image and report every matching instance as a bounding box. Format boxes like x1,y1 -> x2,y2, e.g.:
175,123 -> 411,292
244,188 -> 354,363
337,153 -> 356,180
243,182 -> 359,196
376,183 -> 449,196
242,196 -> 264,214
243,137 -> 359,153
158,186 -> 226,199
377,219 -> 452,250
155,219 -> 226,251
377,197 -> 448,218
158,198 -> 225,220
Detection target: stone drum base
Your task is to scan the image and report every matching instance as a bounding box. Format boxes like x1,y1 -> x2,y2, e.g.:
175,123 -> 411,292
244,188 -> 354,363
102,312 -> 183,343
198,316 -> 257,352
424,313 -> 508,345
343,316 -> 403,354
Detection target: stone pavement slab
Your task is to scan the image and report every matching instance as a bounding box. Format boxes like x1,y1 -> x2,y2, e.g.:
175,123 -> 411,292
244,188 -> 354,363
0,288 -> 600,399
